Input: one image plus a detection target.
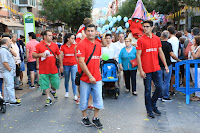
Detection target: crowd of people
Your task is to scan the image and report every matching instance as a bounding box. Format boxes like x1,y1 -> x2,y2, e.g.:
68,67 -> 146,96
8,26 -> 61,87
0,18 -> 200,128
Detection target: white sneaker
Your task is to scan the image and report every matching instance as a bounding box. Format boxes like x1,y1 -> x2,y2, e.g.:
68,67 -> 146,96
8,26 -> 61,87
74,95 -> 78,101
65,92 -> 69,98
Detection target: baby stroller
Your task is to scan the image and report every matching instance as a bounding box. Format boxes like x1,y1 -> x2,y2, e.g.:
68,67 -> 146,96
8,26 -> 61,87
101,59 -> 120,99
0,97 -> 6,113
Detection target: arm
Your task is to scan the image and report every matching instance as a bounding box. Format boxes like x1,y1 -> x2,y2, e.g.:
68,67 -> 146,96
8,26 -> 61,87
118,50 -> 123,71
170,52 -> 181,62
58,53 -> 63,72
26,49 -> 29,61
36,58 -> 39,70
136,50 -> 146,78
191,48 -> 200,59
79,57 -> 96,84
3,62 -> 11,72
158,47 -> 169,73
32,52 -> 45,58
101,38 -> 107,47
9,47 -> 17,57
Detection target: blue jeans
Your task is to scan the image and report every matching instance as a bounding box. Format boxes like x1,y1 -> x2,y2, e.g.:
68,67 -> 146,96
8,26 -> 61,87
0,78 -> 3,93
143,70 -> 162,113
79,80 -> 104,111
160,65 -> 172,99
63,65 -> 77,95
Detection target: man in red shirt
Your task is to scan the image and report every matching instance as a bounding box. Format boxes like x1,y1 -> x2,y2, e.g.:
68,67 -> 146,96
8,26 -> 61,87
76,24 -> 103,128
32,30 -> 63,106
136,20 -> 169,118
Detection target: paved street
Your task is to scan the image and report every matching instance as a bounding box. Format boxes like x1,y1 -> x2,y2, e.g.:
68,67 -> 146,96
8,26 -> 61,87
1,73 -> 200,133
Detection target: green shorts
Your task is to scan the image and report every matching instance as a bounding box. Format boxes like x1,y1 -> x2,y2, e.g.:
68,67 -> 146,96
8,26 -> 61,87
39,73 -> 60,90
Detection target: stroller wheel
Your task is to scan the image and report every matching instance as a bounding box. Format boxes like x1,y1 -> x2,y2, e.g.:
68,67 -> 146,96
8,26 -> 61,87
115,93 -> 118,99
115,88 -> 120,95
2,104 -> 6,113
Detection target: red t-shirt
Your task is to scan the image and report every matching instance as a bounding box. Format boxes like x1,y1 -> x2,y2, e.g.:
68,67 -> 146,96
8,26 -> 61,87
60,44 -> 77,66
34,41 -> 60,74
76,38 -> 102,83
136,33 -> 162,73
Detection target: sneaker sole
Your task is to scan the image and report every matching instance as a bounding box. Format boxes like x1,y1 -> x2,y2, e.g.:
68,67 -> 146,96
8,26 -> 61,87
45,103 -> 52,106
91,122 -> 103,129
154,113 -> 161,116
81,121 -> 93,127
9,104 -> 21,106
162,100 -> 173,102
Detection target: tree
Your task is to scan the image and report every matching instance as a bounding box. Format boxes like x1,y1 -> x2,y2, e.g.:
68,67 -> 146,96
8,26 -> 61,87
39,0 -> 93,31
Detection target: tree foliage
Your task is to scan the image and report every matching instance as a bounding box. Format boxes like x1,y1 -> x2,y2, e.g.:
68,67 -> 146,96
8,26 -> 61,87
39,0 -> 93,31
116,0 -> 199,19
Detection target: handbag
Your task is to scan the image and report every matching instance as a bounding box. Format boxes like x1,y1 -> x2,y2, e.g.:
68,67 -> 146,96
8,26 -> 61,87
75,45 -> 96,85
130,58 -> 138,68
184,40 -> 193,59
45,45 -> 60,67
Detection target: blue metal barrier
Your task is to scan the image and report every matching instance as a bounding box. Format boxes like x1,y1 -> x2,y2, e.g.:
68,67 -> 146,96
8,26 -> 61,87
174,59 -> 200,104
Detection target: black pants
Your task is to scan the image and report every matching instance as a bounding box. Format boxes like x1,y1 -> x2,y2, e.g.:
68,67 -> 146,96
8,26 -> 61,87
123,70 -> 137,92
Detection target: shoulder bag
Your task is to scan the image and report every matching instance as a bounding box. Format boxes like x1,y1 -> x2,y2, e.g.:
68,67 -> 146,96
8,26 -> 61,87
75,45 -> 96,85
45,45 -> 60,67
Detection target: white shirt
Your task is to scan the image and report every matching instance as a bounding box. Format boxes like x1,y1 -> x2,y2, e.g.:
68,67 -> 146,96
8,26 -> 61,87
101,43 -> 119,59
168,36 -> 179,62
0,73 -> 2,78
11,42 -> 21,64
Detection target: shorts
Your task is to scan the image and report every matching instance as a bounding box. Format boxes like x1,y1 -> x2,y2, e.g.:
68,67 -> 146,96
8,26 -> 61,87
20,60 -> 25,71
27,61 -> 36,71
39,73 -> 60,90
79,80 -> 104,111
172,62 -> 176,75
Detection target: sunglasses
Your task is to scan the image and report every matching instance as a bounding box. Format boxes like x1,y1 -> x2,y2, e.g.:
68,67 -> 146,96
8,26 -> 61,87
143,26 -> 151,28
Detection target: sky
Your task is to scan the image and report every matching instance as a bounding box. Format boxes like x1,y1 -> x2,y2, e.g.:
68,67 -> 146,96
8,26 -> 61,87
93,0 -> 113,8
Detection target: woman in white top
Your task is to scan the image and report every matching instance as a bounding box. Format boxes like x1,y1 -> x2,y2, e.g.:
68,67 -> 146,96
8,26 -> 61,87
190,36 -> 200,101
101,34 -> 120,61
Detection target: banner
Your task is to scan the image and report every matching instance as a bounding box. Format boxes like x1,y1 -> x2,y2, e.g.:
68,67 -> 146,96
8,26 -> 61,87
23,12 -> 35,44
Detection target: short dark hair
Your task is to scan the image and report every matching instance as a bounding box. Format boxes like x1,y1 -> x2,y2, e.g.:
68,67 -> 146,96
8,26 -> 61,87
41,31 -> 44,37
43,30 -> 52,36
167,26 -> 175,34
85,24 -> 96,31
143,20 -> 153,27
176,31 -> 182,39
156,32 -> 161,37
185,27 -> 191,33
83,18 -> 92,26
2,34 -> 11,39
192,27 -> 199,36
105,34 -> 112,38
53,36 -> 57,40
28,32 -> 36,39
63,33 -> 74,44
194,36 -> 200,46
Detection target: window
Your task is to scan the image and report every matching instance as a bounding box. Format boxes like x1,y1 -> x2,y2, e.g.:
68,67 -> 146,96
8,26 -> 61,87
19,0 -> 28,4
12,0 -> 17,4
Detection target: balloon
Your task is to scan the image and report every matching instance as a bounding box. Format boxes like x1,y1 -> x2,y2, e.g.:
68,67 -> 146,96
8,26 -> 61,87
97,27 -> 101,32
101,28 -> 105,33
105,24 -> 109,30
125,22 -> 129,28
102,53 -> 109,61
118,26 -> 122,31
123,17 -> 128,22
100,18 -> 105,24
112,17 -> 117,23
102,8 -> 107,15
107,30 -> 111,34
108,16 -> 112,22
96,19 -> 100,24
112,27 -> 116,32
109,22 -> 113,28
116,30 -> 119,34
117,15 -> 122,22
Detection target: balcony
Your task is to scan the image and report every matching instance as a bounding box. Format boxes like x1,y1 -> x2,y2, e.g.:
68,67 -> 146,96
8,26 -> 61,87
18,0 -> 36,7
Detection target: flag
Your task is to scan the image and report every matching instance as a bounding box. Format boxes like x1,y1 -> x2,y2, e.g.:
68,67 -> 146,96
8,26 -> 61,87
131,0 -> 148,20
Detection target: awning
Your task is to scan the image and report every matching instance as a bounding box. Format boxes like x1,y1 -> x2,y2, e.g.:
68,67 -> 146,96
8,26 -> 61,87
0,17 -> 24,30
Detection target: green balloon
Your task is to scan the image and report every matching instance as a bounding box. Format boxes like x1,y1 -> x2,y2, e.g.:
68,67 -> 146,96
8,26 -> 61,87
102,53 -> 109,61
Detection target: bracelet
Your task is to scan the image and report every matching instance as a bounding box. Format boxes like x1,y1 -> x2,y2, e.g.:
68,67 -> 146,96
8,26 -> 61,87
89,76 -> 93,79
